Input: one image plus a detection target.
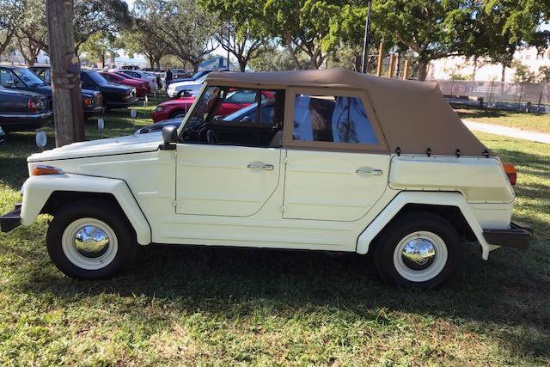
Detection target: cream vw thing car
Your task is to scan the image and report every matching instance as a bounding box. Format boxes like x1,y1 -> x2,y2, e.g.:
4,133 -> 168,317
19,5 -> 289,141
0,69 -> 532,288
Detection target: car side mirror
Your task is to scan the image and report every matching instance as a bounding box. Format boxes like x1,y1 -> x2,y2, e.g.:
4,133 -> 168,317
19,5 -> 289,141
160,125 -> 177,150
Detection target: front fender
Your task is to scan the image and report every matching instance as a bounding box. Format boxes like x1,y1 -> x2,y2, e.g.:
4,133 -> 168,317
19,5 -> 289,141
21,173 -> 152,245
356,191 -> 495,260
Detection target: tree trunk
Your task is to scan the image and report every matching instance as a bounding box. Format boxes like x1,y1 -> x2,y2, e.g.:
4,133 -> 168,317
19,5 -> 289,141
418,61 -> 428,81
501,63 -> 506,82
238,59 -> 246,72
46,0 -> 85,146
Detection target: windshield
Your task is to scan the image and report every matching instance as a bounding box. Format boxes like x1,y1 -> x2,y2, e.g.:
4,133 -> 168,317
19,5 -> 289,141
184,86 -> 221,129
86,71 -> 109,85
14,68 -> 44,87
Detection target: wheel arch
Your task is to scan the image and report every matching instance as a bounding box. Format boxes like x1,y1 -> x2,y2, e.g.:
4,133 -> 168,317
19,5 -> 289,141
356,191 -> 491,259
21,174 -> 152,245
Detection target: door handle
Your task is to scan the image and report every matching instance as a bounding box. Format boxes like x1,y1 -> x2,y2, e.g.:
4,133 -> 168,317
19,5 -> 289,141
247,162 -> 274,171
356,168 -> 383,176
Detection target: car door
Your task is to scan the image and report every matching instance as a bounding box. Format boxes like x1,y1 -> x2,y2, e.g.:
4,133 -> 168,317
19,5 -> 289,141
282,88 -> 390,222
175,143 -> 281,217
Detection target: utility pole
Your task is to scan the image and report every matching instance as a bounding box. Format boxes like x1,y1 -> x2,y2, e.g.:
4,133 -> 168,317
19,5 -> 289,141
361,1 -> 372,73
46,0 -> 85,147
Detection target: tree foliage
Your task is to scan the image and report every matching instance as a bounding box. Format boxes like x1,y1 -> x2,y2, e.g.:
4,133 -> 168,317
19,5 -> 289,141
133,0 -> 217,71
0,0 -> 24,55
12,0 -> 131,55
198,0 -> 270,71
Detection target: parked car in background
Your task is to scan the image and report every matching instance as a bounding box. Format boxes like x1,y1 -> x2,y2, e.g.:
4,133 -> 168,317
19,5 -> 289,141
152,89 -> 274,122
80,70 -> 138,110
120,65 -> 141,71
3,66 -> 104,118
170,69 -> 192,80
170,69 -> 214,85
166,74 -> 209,98
99,72 -> 149,98
115,70 -> 159,91
138,99 -> 274,136
0,86 -> 53,132
134,117 -> 183,135
0,126 -> 5,144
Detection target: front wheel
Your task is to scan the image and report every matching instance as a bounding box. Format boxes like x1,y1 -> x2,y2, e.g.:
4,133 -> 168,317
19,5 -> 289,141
373,211 -> 461,289
46,199 -> 137,279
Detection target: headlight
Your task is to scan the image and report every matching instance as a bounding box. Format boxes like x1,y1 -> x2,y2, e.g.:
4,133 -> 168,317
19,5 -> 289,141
154,106 -> 165,112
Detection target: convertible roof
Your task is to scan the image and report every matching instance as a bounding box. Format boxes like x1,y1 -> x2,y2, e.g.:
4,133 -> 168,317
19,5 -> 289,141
206,68 -> 489,156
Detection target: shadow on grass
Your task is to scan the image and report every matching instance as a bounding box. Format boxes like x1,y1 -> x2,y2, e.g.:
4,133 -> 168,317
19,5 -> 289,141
5,237 -> 548,360
454,106 -> 507,119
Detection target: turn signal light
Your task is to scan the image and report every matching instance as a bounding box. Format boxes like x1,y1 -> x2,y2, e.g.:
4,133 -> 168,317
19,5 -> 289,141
502,162 -> 517,186
32,165 -> 64,176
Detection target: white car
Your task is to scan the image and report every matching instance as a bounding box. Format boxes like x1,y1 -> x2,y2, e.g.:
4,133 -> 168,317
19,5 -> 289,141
166,74 -> 208,98
0,69 -> 532,288
118,70 -> 158,91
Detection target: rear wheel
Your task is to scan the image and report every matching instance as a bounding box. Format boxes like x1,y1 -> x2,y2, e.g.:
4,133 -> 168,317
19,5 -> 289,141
373,211 -> 461,289
46,199 -> 136,279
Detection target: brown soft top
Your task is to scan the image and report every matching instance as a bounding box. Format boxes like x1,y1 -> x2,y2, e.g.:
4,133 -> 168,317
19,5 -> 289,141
206,68 -> 489,156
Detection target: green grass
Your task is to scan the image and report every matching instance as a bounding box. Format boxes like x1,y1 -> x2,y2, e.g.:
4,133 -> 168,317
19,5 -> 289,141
0,102 -> 549,366
455,106 -> 550,134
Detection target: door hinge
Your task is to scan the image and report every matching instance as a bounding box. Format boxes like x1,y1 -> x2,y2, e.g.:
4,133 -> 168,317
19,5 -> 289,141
173,152 -> 177,159
278,205 -> 286,212
172,200 -> 177,208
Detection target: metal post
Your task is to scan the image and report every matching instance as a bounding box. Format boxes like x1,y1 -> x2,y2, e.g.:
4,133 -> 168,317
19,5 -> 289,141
361,1 -> 372,74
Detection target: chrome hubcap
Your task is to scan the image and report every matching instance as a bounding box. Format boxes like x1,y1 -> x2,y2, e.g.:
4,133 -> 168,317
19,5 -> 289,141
62,218 -> 119,270
74,225 -> 110,258
393,231 -> 448,283
401,238 -> 436,271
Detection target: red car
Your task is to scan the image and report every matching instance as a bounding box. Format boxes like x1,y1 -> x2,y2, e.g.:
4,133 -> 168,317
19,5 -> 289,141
99,72 -> 150,97
151,89 -> 274,122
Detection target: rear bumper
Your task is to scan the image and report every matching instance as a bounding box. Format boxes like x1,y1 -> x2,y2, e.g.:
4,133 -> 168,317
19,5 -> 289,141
483,222 -> 533,250
0,203 -> 21,232
0,111 -> 53,132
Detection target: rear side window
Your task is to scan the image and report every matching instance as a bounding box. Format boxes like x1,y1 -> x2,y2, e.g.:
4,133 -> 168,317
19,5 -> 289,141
293,94 -> 378,145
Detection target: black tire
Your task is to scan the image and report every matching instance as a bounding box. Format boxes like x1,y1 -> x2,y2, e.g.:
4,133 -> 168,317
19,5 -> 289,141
373,211 -> 461,289
46,199 -> 137,279
169,110 -> 186,119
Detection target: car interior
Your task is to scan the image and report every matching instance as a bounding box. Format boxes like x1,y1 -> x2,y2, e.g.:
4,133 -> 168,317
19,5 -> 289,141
181,87 -> 285,148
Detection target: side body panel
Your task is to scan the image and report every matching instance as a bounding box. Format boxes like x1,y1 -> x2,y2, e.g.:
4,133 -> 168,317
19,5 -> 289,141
283,150 -> 390,221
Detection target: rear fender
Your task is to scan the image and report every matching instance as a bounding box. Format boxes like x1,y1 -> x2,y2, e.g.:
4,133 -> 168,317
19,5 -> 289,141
356,191 -> 495,259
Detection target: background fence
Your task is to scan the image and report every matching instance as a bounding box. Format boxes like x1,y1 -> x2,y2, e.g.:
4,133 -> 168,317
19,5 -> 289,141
434,80 -> 550,113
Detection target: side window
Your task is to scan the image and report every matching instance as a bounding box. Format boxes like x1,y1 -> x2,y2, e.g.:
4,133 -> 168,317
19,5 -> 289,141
0,70 -> 12,87
292,94 -> 378,145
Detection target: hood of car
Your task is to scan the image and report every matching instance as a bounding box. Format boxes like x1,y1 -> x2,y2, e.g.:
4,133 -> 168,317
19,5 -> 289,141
99,83 -> 133,93
27,133 -> 163,162
160,97 -> 195,107
81,88 -> 100,97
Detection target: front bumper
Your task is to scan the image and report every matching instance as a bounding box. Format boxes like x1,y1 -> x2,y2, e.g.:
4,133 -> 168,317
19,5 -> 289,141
0,203 -> 21,232
84,105 -> 105,118
483,222 -> 533,250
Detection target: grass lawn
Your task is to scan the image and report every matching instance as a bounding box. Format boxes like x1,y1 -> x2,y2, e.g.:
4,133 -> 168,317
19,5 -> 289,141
455,106 -> 550,134
0,100 -> 548,366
